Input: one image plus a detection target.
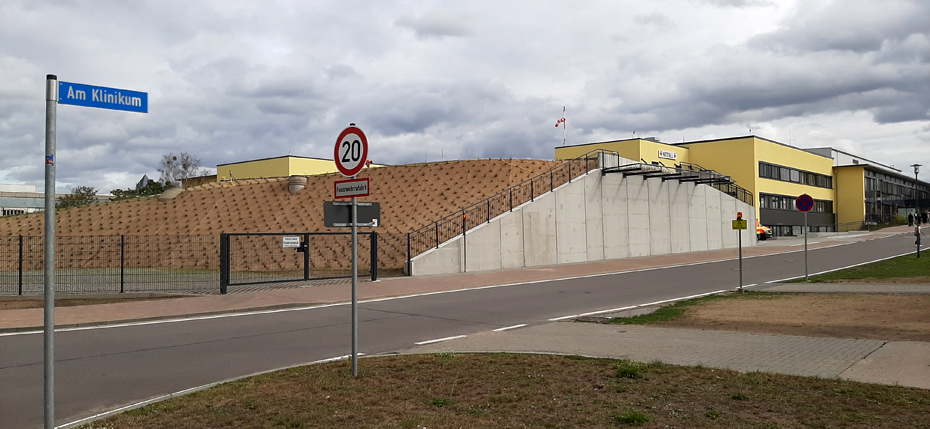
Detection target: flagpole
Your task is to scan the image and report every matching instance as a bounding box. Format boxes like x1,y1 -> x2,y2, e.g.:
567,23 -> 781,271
562,106 -> 566,146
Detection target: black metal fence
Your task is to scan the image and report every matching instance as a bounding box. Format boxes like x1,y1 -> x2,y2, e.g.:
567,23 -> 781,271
677,162 -> 754,207
406,152 -> 606,265
0,235 -> 219,295
220,232 -> 377,293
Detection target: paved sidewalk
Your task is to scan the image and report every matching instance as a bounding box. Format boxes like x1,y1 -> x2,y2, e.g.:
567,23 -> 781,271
0,225 -> 916,332
402,322 -> 930,390
2,225 -> 928,391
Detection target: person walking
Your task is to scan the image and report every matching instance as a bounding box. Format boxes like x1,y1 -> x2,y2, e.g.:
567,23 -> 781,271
916,225 -> 922,258
908,212 -> 915,226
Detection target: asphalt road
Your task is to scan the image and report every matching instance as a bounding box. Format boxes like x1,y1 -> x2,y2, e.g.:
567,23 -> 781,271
0,233 -> 914,428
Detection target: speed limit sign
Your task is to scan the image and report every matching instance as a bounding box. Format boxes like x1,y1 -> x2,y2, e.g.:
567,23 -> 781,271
334,124 -> 369,177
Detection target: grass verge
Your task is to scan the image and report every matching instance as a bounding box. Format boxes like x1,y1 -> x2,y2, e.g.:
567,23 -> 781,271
788,252 -> 930,283
608,291 -> 782,325
79,353 -> 930,429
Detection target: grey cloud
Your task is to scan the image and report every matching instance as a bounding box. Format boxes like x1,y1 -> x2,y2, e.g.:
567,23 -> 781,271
695,0 -> 773,7
326,64 -> 360,80
395,11 -> 474,40
749,0 -> 929,54
635,12 -> 677,31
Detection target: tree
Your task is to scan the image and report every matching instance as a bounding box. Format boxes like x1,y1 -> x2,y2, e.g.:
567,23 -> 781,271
56,185 -> 98,209
110,180 -> 168,201
158,152 -> 209,187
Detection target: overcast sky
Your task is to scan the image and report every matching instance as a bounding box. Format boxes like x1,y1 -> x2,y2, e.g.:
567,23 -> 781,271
1,0 -> 927,194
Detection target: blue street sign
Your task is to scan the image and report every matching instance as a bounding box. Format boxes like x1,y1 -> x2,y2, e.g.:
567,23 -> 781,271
58,81 -> 148,113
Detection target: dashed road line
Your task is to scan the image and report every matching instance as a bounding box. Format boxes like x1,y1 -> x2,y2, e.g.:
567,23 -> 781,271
493,324 -> 527,332
415,335 -> 467,345
548,290 -> 726,321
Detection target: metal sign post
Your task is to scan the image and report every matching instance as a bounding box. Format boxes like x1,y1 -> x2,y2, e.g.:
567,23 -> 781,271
334,124 -> 369,378
732,213 -> 747,293
43,74 -> 58,429
351,194 -> 358,376
796,194 -> 814,282
804,211 -> 809,280
42,75 -> 147,428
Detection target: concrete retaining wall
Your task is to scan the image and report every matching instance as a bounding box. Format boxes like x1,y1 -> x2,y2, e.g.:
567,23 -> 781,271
409,169 -> 757,276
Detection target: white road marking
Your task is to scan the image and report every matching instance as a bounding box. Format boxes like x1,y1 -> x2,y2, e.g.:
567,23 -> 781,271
493,324 -> 527,332
547,290 -> 727,321
415,335 -> 466,345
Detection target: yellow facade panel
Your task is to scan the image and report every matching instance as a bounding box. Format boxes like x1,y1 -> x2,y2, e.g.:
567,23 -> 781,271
684,137 -> 758,193
288,158 -> 340,176
554,140 -> 642,161
638,140 -> 689,165
218,156 -> 338,181
834,166 -> 866,225
220,157 -> 290,181
554,139 -> 691,166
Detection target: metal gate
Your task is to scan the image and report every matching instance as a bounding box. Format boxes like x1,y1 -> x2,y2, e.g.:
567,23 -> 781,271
219,232 -> 378,293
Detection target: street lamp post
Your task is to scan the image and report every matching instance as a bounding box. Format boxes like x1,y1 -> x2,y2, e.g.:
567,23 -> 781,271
913,164 -> 922,220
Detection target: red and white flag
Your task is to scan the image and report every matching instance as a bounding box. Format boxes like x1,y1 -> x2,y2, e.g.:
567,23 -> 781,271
555,117 -> 565,127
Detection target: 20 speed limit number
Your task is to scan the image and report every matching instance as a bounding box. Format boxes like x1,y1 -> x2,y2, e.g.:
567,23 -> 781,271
334,125 -> 369,177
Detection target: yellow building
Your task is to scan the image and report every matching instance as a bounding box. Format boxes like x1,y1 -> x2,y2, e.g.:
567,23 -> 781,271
806,147 -> 927,228
217,156 -> 339,181
556,135 -> 927,237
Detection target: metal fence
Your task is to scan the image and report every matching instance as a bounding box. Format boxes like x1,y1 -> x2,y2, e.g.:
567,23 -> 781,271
0,235 -> 219,295
406,151 -> 611,265
220,232 -> 377,293
677,162 -> 754,207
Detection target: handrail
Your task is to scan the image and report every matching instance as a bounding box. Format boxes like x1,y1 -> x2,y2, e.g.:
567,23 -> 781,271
406,150 -> 619,270
603,161 -> 754,207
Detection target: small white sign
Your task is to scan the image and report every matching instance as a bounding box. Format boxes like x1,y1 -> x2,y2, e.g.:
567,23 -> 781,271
334,178 -> 370,198
282,236 -> 301,248
658,150 -> 678,160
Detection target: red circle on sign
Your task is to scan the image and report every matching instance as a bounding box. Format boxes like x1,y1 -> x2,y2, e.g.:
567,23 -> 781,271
334,126 -> 369,177
796,194 -> 814,212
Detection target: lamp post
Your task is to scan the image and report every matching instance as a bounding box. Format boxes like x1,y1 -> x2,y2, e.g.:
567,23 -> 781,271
913,164 -> 922,220
914,164 -> 922,259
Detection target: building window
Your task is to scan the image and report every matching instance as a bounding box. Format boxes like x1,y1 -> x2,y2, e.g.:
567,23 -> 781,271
759,162 -> 832,189
760,193 -> 833,213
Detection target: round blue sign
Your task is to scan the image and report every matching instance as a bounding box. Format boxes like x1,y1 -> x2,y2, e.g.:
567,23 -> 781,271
796,194 -> 814,212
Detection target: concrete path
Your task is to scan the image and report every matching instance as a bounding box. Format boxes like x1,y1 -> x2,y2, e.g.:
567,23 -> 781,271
2,224 -> 928,391
402,322 -> 930,390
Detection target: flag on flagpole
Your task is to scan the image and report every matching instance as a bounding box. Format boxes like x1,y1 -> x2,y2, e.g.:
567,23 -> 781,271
555,106 -> 566,128
556,106 -> 567,145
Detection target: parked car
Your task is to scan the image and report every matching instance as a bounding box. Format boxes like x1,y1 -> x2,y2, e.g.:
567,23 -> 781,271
756,220 -> 772,241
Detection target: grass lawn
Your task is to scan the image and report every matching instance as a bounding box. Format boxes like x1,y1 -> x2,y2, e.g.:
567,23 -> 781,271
790,251 -> 930,283
81,353 -> 930,429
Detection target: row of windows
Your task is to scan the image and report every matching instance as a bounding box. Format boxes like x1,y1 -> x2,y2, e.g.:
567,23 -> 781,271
865,178 -> 929,202
1,208 -> 26,216
759,193 -> 833,213
758,162 -> 833,189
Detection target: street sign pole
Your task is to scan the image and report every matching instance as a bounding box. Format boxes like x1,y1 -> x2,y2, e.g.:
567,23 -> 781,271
44,74 -> 58,429
738,228 -> 743,293
804,211 -> 809,281
795,194 -> 814,282
334,123 -> 368,378
733,213 -> 745,293
44,77 -> 147,427
351,193 -> 358,377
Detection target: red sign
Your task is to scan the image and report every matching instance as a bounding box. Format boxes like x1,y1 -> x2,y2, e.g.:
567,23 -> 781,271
334,125 -> 369,177
334,178 -> 370,199
796,194 -> 814,212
